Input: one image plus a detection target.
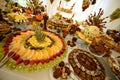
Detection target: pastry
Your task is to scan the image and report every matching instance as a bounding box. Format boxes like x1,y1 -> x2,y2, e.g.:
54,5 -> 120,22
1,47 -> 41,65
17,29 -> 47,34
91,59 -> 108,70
105,29 -> 120,53
68,49 -> 106,80
108,55 -> 120,78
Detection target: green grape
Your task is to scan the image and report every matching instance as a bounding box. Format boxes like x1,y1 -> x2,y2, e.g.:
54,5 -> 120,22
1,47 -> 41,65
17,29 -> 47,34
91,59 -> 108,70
9,65 -> 16,70
32,65 -> 37,71
24,66 -> 30,72
16,65 -> 24,70
37,65 -> 42,70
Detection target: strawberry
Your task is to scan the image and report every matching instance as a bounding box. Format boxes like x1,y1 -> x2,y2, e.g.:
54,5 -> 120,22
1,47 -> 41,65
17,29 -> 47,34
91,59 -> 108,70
35,14 -> 43,21
23,60 -> 30,65
12,54 -> 20,60
16,58 -> 23,65
49,56 -> 55,60
40,60 -> 45,64
8,52 -> 15,57
30,60 -> 35,65
2,47 -> 9,52
45,59 -> 49,63
35,60 -> 40,64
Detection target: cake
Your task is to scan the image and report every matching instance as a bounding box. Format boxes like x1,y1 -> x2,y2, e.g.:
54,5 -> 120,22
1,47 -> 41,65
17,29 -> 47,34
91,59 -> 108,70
68,49 -> 106,80
1,29 -> 67,71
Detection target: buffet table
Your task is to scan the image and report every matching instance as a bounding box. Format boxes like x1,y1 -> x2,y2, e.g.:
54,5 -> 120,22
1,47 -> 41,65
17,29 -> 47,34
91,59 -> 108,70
0,0 -> 120,79
0,17 -> 120,80
0,54 -> 119,80
0,37 -> 119,80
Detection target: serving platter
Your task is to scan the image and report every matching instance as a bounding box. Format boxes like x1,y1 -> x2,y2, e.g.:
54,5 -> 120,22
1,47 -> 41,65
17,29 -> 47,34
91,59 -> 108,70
48,39 -> 119,80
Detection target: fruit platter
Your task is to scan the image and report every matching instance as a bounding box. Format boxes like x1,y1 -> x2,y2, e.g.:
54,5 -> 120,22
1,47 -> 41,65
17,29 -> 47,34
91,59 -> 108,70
0,26 -> 67,72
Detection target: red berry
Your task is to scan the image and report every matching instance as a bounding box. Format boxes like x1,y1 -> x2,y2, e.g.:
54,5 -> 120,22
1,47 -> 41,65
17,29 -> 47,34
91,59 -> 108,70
40,60 -> 45,64
30,60 -> 35,65
8,52 -> 15,57
49,56 -> 55,60
12,54 -> 20,60
35,60 -> 40,64
23,60 -> 30,65
16,58 -> 23,65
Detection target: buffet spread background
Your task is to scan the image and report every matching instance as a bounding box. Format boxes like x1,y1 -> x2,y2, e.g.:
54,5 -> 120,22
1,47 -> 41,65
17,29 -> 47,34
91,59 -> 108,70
15,0 -> 120,31
16,0 -> 120,19
0,0 -> 120,80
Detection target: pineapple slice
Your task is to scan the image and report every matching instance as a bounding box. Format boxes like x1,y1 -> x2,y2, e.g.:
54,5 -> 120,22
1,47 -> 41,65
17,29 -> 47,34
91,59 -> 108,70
16,46 -> 26,56
56,41 -> 62,49
26,50 -> 35,59
32,51 -> 43,60
51,45 -> 60,55
22,49 -> 31,59
42,50 -> 49,59
47,48 -> 54,56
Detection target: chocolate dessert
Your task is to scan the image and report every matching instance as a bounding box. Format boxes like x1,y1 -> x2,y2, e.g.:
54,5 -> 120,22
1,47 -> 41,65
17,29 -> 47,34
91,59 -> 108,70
68,49 -> 106,80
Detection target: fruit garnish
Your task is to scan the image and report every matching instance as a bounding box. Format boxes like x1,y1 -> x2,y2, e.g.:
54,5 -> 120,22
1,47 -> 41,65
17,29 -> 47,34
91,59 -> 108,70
26,0 -> 44,14
33,22 -> 46,42
84,8 -> 108,31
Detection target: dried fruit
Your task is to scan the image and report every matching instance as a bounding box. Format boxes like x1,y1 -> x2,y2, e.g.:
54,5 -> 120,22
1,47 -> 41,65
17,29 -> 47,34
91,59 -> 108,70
59,61 -> 65,67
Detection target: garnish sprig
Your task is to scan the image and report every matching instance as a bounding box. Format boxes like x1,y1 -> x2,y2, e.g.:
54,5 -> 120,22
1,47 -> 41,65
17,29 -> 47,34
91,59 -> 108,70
84,8 -> 108,31
33,22 -> 46,42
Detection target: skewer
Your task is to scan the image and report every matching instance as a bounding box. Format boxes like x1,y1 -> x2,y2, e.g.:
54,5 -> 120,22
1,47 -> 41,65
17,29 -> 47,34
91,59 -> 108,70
0,48 -> 19,68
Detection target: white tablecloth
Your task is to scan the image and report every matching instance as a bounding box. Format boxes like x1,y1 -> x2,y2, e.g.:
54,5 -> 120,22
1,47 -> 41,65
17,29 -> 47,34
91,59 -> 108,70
0,68 -> 50,80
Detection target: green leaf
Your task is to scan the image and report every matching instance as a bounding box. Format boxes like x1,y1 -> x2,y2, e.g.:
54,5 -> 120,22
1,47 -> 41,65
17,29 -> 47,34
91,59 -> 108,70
33,24 -> 46,42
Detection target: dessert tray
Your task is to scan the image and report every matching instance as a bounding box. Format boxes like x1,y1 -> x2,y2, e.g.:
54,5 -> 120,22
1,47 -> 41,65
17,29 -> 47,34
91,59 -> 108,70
49,48 -> 106,80
49,48 -> 120,80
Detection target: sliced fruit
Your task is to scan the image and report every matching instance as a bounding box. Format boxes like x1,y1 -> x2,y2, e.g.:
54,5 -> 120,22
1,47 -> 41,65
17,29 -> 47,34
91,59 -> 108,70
32,51 -> 43,60
16,46 -> 26,56
47,48 -> 54,56
42,50 -> 49,59
22,49 -> 31,59
26,50 -> 35,59
52,45 -> 59,54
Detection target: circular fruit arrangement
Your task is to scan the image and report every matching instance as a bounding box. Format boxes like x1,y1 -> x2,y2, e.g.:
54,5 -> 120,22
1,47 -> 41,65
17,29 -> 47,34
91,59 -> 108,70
0,30 -> 67,72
